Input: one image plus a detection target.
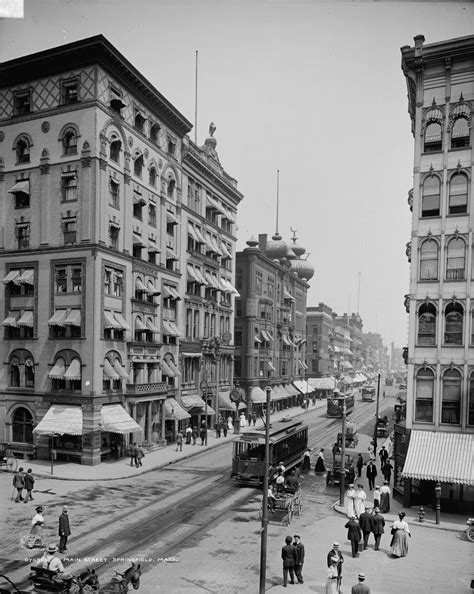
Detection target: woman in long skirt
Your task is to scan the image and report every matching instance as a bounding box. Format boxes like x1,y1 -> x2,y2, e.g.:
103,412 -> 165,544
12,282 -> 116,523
315,448 -> 326,473
390,512 -> 411,557
379,480 -> 391,513
21,505 -> 45,550
325,556 -> 339,594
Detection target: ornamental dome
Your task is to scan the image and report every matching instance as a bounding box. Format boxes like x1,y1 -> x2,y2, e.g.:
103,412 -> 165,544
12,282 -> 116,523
265,232 -> 288,259
290,257 -> 315,281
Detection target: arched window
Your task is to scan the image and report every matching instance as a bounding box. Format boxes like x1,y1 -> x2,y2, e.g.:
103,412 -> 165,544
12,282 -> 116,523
417,303 -> 436,345
419,239 -> 438,280
16,136 -> 30,164
448,173 -> 468,215
63,128 -> 77,155
134,154 -> 143,178
415,368 -> 435,423
134,110 -> 146,133
167,178 -> 175,199
150,123 -> 160,145
424,122 -> 442,152
442,368 -> 461,424
451,117 -> 470,149
468,371 -> 474,426
444,302 -> 463,345
421,175 -> 440,217
12,407 -> 33,443
110,137 -> 121,163
25,357 -> 35,388
446,237 -> 466,280
9,357 -> 20,387
149,166 -> 157,187
50,353 -> 81,391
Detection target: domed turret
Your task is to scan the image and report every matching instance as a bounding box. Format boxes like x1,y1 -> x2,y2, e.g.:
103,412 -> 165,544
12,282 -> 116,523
290,258 -> 315,281
265,232 -> 288,260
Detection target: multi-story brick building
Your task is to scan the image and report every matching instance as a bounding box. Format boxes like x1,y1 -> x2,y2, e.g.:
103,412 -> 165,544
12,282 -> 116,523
306,303 -> 336,377
399,34 -> 474,511
0,35 -> 241,464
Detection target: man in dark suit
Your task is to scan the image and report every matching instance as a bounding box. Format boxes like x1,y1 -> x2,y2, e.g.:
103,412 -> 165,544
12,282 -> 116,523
382,460 -> 394,483
351,572 -> 371,593
378,445 -> 389,469
58,506 -> 71,553
344,516 -> 362,558
366,460 -> 377,491
281,535 -> 296,587
371,507 -> 385,551
358,506 -> 373,550
293,534 -> 305,584
326,541 -> 344,590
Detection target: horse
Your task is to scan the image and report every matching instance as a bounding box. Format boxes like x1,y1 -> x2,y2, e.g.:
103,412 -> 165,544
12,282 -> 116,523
73,568 -> 100,592
98,563 -> 141,593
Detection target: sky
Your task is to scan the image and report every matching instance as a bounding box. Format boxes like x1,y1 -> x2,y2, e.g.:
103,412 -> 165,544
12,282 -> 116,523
1,0 -> 473,349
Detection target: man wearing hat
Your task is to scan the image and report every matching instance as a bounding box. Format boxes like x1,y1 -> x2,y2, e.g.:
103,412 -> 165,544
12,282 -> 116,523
326,542 -> 344,590
36,543 -> 65,574
371,507 -> 385,551
358,506 -> 373,550
293,534 -> 305,584
58,506 -> 71,553
344,515 -> 362,558
351,572 -> 371,593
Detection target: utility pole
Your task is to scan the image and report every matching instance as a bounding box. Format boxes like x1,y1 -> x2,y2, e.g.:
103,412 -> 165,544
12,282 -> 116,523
259,386 -> 271,594
339,399 -> 347,506
373,373 -> 381,455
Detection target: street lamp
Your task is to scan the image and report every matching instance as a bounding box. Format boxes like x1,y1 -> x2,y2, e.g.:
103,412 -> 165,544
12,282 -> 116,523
259,385 -> 271,594
339,399 -> 347,506
50,432 -> 59,475
372,373 -> 381,455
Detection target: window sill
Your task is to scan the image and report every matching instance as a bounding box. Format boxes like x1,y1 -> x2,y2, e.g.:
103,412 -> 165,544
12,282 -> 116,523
448,146 -> 471,153
419,215 -> 441,220
418,279 -> 439,282
446,212 -> 468,217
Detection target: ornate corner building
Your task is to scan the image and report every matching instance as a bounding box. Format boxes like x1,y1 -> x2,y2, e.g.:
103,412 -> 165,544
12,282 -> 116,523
399,35 -> 474,511
0,36 -> 242,465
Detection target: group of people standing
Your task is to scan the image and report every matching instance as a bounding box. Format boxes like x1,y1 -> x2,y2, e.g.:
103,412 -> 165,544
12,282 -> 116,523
344,506 -> 386,558
128,442 -> 145,467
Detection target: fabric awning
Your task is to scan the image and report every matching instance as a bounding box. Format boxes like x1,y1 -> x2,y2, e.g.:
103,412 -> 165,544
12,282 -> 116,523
308,377 -> 336,390
64,358 -> 81,380
162,320 -> 181,337
132,234 -> 146,247
135,278 -> 149,293
166,211 -> 178,225
341,375 -> 353,384
8,180 -> 30,195
49,358 -> 66,379
286,384 -> 299,396
64,310 -> 81,327
146,318 -> 160,333
104,311 -> 121,329
250,386 -> 268,404
166,247 -> 179,261
113,360 -> 129,379
220,243 -> 232,259
164,397 -> 190,421
3,314 -> 18,327
261,330 -> 274,342
181,394 -> 215,415
113,312 -> 131,331
402,431 -> 474,486
187,223 -> 199,241
222,278 -> 239,295
33,405 -> 82,436
267,361 -> 276,372
161,360 -> 176,376
193,226 -> 206,244
163,285 -> 181,300
16,269 -> 34,285
103,358 -> 120,380
187,264 -> 199,282
282,335 -> 295,347
135,317 -> 147,331
17,310 -> 33,327
147,281 -> 161,295
2,270 -> 20,284
217,391 -> 234,410
167,359 -> 181,377
341,360 -> 353,370
254,334 -> 262,343
101,404 -> 142,434
48,310 -> 67,326
283,288 -> 295,301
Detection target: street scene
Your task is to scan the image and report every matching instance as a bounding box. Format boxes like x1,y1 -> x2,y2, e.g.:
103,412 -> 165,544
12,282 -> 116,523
1,1 -> 474,593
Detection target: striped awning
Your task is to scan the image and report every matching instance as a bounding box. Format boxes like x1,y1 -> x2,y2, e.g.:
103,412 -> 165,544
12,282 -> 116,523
16,269 -> 34,285
163,285 -> 181,300
33,405 -> 82,436
114,312 -> 131,331
402,431 -> 474,486
17,310 -> 34,327
250,386 -> 268,404
64,358 -> 81,380
2,270 -> 20,284
164,397 -> 190,421
101,404 -> 142,434
104,311 -> 121,329
64,310 -> 81,327
9,179 -> 30,195
181,394 -> 215,415
48,310 -> 67,326
113,360 -> 129,379
103,358 -> 120,380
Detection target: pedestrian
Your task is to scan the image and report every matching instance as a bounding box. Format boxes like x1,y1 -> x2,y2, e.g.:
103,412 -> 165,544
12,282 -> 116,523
378,445 -> 388,469
200,425 -> 207,446
275,470 -> 286,492
345,515 -> 362,558
30,505 -> 45,545
351,572 -> 371,594
366,460 -> 377,491
325,555 -> 339,594
332,442 -> 341,460
36,543 -> 65,573
192,426 -> 198,445
293,534 -> 305,584
251,412 -> 257,426
136,445 -> 145,466
13,467 -> 25,503
373,486 -> 381,509
281,535 -> 296,587
58,506 -> 71,553
326,542 -> 344,592
176,430 -> 183,452
302,449 -> 311,473
111,440 -> 119,460
358,506 -> 373,550
215,419 -> 222,438
371,507 -> 385,551
227,415 -> 233,431
382,460 -> 393,483
129,442 -> 138,467
346,462 -> 356,486
345,483 -> 356,518
23,468 -> 35,502
185,425 -> 192,445
315,448 -> 326,473
356,453 -> 364,478
390,511 -> 411,557
354,484 -> 367,517
267,483 -> 276,513
222,421 -> 228,437
379,480 -> 391,513
368,441 -> 376,462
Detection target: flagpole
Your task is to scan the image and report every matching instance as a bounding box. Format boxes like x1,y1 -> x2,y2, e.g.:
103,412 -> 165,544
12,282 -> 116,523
194,50 -> 198,144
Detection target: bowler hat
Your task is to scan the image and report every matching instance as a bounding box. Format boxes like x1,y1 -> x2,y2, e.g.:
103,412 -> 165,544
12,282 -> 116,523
47,544 -> 57,553
35,506 -> 44,512
358,573 -> 366,580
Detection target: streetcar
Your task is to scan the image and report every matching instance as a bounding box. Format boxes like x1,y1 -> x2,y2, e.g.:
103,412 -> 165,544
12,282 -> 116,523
326,392 -> 355,417
361,385 -> 376,402
231,421 -> 308,486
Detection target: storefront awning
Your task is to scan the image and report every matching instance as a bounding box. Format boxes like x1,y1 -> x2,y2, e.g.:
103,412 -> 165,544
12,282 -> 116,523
103,358 -> 120,380
250,386 -> 268,404
285,384 -> 299,396
402,431 -> 474,486
308,377 -> 336,391
181,394 -> 215,415
101,404 -> 142,434
34,405 -> 82,436
164,397 -> 190,421
217,391 -> 235,410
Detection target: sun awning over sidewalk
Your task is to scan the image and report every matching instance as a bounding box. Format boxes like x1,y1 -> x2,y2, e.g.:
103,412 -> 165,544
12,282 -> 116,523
33,405 -> 83,435
164,398 -> 190,421
402,430 -> 474,485
100,404 -> 142,434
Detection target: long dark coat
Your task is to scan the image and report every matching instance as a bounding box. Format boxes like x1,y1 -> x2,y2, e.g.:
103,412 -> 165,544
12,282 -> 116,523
358,511 -> 373,533
58,512 -> 71,537
294,542 -> 305,565
366,463 -> 377,481
371,513 -> 385,535
345,519 -> 362,542
281,544 -> 296,568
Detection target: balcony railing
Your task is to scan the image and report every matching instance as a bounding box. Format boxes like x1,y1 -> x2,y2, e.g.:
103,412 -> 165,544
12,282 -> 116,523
126,382 -> 167,393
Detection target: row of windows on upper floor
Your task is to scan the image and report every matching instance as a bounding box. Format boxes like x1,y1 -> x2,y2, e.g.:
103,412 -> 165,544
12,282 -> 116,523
10,82 -> 177,153
413,366 -> 474,426
415,301 -> 474,347
418,236 -> 474,281
423,117 -> 470,153
419,171 -> 469,217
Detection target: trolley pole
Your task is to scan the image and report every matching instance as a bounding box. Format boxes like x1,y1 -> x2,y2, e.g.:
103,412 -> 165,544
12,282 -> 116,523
259,386 -> 271,594
339,401 -> 347,506
373,373 -> 381,455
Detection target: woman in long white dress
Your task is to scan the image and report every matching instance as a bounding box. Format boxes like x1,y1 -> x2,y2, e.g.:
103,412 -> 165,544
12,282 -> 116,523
354,484 -> 367,517
390,511 -> 411,557
325,556 -> 339,594
344,484 -> 356,517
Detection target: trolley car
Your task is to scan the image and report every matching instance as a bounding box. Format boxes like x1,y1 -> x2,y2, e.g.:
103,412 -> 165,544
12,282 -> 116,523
361,386 -> 376,402
231,421 -> 308,486
326,392 -> 355,418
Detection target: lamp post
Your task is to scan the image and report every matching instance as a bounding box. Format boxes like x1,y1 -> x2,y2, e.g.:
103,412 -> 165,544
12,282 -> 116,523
50,433 -> 59,475
259,385 -> 271,594
373,373 -> 381,456
339,399 -> 347,506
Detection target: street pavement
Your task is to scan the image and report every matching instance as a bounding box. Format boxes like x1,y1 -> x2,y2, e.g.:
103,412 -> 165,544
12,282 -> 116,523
1,399 -> 472,593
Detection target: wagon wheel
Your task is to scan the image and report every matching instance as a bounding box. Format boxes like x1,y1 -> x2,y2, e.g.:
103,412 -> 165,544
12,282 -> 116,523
6,457 -> 17,472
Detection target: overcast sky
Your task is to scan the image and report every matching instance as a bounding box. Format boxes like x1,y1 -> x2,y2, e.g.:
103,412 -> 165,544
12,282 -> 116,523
1,0 -> 473,349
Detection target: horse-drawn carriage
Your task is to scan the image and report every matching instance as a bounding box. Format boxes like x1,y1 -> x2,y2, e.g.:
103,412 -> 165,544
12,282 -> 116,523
336,422 -> 358,448
263,488 -> 302,526
326,453 -> 353,487
375,416 -> 389,438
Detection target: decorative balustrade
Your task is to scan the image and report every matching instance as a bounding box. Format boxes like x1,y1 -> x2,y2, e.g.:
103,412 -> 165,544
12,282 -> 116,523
126,382 -> 167,393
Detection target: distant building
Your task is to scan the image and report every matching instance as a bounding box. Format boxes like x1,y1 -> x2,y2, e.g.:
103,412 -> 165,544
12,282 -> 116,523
306,303 -> 336,376
400,34 -> 474,511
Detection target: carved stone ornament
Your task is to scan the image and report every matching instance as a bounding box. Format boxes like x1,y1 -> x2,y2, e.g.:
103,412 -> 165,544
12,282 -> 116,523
405,241 -> 412,263
403,294 -> 410,313
0,131 -> 4,142
158,159 -> 163,169
41,121 -> 50,133
144,147 -> 149,159
407,188 -> 413,212
41,148 -> 49,158
128,136 -> 133,148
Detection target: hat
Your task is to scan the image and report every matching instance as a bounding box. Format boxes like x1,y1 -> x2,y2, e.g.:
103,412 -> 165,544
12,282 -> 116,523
35,506 -> 44,512
374,507 -> 380,513
349,483 -> 354,488
383,480 -> 389,484
375,485 -> 380,489
350,515 -> 356,519
358,484 -> 363,488
332,542 -> 340,547
358,573 -> 366,580
47,544 -> 57,553
62,506 -> 68,511
293,535 -> 300,539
